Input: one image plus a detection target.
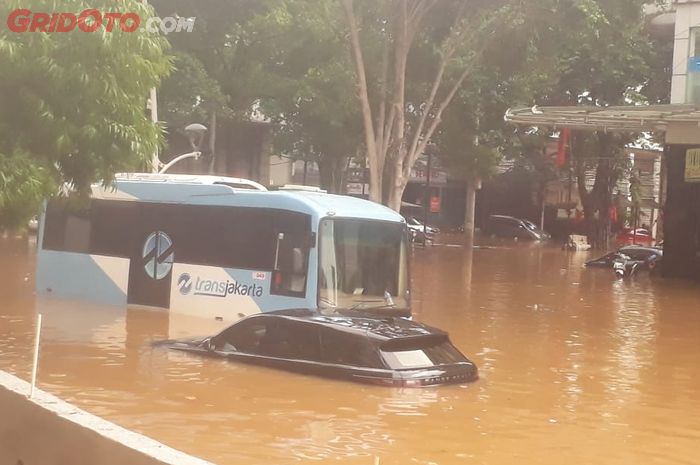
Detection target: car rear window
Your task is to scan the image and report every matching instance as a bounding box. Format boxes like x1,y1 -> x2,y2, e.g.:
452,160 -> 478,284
320,329 -> 383,368
380,338 -> 467,369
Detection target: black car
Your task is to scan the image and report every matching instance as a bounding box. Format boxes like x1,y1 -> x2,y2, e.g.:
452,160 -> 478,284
481,215 -> 550,241
162,309 -> 478,387
585,246 -> 663,268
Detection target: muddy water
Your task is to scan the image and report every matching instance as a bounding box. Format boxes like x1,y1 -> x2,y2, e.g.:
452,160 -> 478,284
2,236 -> 700,465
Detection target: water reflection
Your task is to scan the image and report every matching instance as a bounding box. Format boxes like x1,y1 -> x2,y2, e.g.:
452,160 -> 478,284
2,237 -> 700,464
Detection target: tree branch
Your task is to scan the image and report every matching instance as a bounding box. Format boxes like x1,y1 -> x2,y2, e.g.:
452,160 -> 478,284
341,0 -> 380,194
405,59 -> 474,178
376,15 -> 391,161
405,4 -> 471,173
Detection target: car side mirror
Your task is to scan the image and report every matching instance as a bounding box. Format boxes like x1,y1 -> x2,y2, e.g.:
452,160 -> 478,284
201,338 -> 213,351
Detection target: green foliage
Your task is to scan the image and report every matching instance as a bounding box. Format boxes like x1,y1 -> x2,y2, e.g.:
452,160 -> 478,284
159,52 -> 230,130
492,0 -> 656,234
153,0 -> 363,191
530,0 -> 653,106
241,0 -> 362,191
150,0 -> 270,118
0,152 -> 54,229
149,0 -> 664,206
0,0 -> 171,229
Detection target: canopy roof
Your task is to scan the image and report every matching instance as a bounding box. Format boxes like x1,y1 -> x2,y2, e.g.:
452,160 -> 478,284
505,104 -> 700,132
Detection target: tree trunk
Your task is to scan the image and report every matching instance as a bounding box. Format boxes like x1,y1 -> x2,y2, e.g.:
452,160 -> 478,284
385,156 -> 405,210
318,155 -> 348,194
573,132 -> 618,249
341,0 -> 381,203
464,181 -> 477,246
342,0 -> 473,209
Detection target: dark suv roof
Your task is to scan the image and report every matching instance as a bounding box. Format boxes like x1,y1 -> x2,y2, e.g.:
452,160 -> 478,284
242,309 -> 444,342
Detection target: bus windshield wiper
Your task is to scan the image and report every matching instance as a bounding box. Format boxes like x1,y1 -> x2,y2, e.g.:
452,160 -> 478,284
347,300 -> 400,312
346,299 -> 384,311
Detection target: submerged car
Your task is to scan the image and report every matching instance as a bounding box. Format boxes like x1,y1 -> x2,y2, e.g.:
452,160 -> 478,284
616,228 -> 655,247
585,246 -> 662,268
162,310 -> 478,387
481,215 -> 550,241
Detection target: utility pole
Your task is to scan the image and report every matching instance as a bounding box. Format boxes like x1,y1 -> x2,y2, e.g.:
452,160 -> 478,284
464,112 -> 481,247
423,151 -> 432,241
464,178 -> 480,246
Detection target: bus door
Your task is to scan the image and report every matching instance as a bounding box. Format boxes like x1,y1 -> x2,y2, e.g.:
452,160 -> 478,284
127,206 -> 174,309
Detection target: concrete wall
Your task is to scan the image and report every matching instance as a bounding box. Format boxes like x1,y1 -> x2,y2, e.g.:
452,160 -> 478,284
671,0 -> 700,103
0,370 -> 216,465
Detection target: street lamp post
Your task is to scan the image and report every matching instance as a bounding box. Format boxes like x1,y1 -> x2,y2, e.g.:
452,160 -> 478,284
157,123 -> 208,174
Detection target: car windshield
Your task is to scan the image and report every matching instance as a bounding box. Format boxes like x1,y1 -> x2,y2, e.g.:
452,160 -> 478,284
318,219 -> 409,311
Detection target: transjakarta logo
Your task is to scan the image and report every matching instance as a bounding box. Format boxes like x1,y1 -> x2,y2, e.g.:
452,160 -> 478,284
7,9 -> 195,34
178,273 -> 263,298
177,273 -> 193,295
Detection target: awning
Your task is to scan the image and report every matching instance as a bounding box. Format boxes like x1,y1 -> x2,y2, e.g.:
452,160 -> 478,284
505,104 -> 700,132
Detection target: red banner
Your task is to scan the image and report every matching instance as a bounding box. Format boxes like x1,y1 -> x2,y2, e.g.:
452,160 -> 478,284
430,196 -> 441,213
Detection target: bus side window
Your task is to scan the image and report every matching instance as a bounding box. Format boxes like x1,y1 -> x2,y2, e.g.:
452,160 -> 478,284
272,233 -> 309,297
42,199 -> 91,253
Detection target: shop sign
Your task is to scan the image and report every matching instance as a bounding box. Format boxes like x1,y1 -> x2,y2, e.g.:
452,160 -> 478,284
685,148 -> 700,182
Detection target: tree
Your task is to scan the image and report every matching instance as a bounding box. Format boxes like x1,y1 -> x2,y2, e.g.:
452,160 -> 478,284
435,90 -> 501,244
150,0 -> 270,173
342,0 -> 509,210
433,4 -> 561,241
240,0 -> 364,192
0,0 -> 171,229
496,0 -> 655,247
546,0 -> 652,247
154,0 -> 365,191
158,52 -> 229,172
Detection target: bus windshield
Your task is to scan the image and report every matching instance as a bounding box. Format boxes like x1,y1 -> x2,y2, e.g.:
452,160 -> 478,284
318,218 -> 409,312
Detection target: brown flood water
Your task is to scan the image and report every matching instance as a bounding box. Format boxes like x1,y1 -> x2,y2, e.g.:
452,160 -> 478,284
1,236 -> 700,465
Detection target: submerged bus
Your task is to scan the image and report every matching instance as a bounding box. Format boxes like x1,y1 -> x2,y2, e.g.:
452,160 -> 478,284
36,173 -> 411,323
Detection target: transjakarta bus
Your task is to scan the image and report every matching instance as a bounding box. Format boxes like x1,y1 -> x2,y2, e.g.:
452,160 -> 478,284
36,173 -> 410,322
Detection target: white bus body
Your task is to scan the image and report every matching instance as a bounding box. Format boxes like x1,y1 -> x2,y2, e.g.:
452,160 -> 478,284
36,174 -> 410,325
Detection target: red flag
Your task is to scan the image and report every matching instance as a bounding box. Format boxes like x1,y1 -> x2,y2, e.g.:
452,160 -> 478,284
556,128 -> 570,168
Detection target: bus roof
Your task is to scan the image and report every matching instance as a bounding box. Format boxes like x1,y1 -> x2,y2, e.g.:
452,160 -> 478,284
90,173 -> 403,223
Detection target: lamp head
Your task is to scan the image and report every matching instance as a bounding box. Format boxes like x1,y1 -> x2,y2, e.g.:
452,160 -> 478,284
185,123 -> 207,150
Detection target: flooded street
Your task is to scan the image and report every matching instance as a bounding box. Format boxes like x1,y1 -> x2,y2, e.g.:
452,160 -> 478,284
2,236 -> 700,465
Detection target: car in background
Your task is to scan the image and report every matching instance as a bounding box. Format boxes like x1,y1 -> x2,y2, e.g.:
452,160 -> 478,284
27,216 -> 38,233
481,215 -> 550,241
585,246 -> 662,268
404,216 -> 437,245
405,216 -> 440,234
616,228 -> 654,247
408,228 -> 433,245
161,309 -> 478,387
